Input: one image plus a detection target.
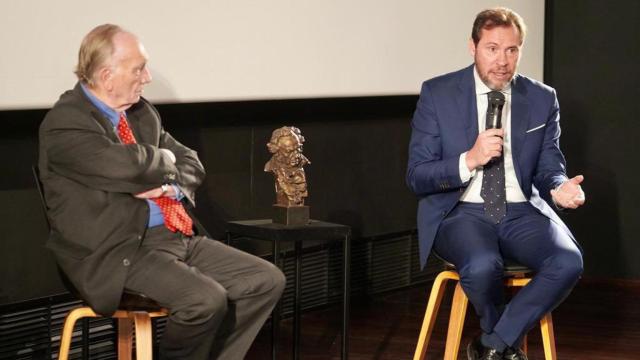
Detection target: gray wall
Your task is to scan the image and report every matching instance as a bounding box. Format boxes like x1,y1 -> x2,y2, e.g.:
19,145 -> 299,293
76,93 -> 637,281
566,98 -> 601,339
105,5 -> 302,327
0,1 -> 544,109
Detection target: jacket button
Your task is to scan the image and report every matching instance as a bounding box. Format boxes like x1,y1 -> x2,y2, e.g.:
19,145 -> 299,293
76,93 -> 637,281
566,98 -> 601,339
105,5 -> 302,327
123,258 -> 131,267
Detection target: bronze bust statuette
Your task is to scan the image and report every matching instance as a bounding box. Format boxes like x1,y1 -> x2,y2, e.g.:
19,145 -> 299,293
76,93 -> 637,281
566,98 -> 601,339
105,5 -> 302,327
264,126 -> 310,225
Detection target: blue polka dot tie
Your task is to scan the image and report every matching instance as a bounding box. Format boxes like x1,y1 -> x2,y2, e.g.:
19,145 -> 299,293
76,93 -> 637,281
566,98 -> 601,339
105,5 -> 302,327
481,91 -> 506,223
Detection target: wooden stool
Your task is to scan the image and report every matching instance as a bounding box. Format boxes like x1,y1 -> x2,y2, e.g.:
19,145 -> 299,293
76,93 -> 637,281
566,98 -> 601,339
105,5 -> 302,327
58,293 -> 168,360
413,265 -> 557,360
32,165 -> 170,360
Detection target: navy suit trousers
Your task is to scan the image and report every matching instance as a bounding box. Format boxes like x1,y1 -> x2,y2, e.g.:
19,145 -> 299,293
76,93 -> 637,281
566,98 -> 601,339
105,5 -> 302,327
433,202 -> 583,346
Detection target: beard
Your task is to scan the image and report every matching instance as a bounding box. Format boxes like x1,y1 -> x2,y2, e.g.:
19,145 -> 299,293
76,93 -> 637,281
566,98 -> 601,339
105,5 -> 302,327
478,69 -> 514,91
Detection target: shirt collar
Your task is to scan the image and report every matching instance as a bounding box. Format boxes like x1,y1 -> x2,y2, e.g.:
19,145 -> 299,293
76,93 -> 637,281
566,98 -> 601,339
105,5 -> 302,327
80,83 -> 123,127
473,66 -> 512,96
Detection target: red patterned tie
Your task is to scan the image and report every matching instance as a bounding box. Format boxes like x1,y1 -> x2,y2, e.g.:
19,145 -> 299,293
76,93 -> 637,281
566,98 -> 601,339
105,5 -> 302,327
118,113 -> 194,236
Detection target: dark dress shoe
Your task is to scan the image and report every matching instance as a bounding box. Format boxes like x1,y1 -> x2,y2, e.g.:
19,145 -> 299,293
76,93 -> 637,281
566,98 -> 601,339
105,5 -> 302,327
503,347 -> 528,360
467,337 -> 503,360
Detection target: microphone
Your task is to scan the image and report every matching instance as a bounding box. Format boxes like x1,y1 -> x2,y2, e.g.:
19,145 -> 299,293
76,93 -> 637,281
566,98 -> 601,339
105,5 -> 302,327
487,91 -> 506,129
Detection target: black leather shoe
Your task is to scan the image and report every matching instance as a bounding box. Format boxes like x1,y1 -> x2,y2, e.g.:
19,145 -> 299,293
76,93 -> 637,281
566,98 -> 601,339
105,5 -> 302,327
503,347 -> 528,360
467,337 -> 503,360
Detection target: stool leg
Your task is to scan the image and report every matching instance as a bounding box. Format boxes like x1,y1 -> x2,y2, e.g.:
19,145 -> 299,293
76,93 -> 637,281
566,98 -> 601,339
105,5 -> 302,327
58,307 -> 98,360
118,317 -> 134,360
443,282 -> 468,360
133,313 -> 154,360
540,313 -> 557,360
413,273 -> 452,360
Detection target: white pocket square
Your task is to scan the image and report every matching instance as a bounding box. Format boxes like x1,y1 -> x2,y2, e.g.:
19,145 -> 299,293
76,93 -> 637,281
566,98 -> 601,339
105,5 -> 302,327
525,124 -> 546,133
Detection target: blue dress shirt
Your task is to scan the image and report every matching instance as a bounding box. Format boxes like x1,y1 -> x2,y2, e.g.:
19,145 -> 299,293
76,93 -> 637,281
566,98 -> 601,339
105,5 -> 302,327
80,84 -> 178,228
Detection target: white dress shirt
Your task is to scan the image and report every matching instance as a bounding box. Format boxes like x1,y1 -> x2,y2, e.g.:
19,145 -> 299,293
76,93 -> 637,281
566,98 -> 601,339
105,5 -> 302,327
458,67 -> 527,203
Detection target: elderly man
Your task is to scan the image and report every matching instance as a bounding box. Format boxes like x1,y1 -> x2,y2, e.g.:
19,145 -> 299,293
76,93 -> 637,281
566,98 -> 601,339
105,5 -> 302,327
406,8 -> 584,360
39,24 -> 285,359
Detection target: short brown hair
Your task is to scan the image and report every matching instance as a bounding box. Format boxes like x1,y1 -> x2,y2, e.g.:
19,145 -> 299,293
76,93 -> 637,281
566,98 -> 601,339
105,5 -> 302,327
74,24 -> 123,85
472,7 -> 526,46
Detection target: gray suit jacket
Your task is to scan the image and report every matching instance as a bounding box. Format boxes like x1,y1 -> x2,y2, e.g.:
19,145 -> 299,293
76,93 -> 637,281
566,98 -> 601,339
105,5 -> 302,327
39,83 -> 205,315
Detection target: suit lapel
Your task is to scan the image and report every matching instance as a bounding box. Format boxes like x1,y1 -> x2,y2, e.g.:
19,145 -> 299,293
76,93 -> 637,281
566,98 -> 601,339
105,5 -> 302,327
73,83 -> 122,143
510,75 -> 530,185
126,110 -> 144,144
76,89 -> 121,143
457,65 -> 478,148
91,110 -> 120,142
126,102 -> 155,145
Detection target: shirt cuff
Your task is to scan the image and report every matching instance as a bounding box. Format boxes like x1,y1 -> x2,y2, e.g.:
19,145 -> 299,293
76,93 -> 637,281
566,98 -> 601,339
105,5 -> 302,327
459,152 -> 476,183
170,184 -> 184,200
159,148 -> 176,164
551,182 -> 564,208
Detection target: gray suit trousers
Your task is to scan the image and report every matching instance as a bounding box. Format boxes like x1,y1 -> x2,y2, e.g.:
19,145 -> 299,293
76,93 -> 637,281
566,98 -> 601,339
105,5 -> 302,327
124,226 -> 286,360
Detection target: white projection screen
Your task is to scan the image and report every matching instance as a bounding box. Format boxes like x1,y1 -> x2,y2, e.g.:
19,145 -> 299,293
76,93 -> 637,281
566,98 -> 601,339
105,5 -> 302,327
0,1 -> 544,110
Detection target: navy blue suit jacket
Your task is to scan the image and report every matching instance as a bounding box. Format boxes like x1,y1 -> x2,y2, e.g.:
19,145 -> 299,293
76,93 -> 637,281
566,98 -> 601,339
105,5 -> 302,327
407,64 -> 575,268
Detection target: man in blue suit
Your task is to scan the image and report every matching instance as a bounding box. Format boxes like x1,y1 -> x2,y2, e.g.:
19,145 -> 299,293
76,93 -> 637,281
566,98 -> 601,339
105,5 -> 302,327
407,8 -> 585,360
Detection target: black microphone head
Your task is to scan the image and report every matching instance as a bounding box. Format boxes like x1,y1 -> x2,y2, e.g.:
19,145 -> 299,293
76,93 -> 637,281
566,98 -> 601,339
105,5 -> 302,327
488,91 -> 505,106
486,91 -> 505,129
